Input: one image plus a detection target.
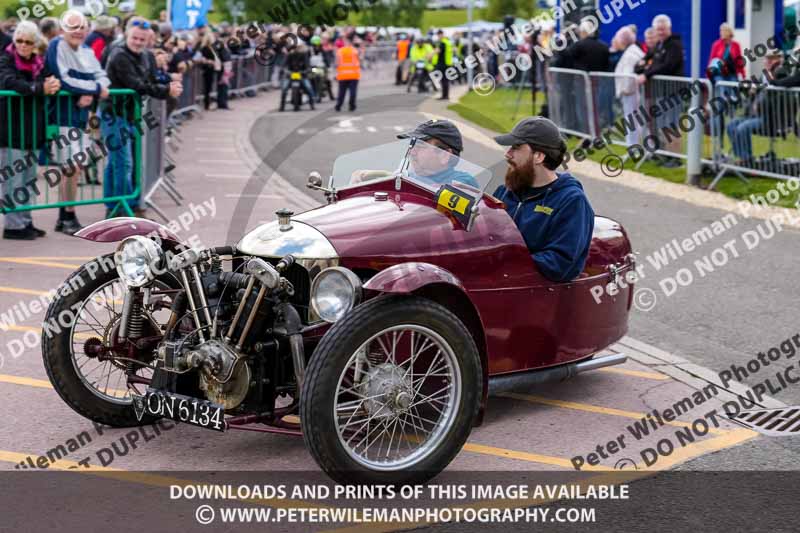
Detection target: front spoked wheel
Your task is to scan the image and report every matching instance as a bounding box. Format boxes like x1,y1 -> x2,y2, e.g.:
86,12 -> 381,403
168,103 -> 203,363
43,254 -> 179,427
301,296 -> 481,485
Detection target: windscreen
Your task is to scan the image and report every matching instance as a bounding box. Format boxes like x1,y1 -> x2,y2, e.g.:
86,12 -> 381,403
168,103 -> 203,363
330,139 -> 493,196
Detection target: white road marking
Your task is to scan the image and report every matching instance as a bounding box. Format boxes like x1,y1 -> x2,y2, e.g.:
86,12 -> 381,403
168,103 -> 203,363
203,173 -> 252,179
224,194 -> 283,199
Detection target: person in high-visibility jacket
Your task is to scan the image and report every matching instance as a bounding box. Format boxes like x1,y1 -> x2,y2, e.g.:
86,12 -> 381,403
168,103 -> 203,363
335,35 -> 360,112
431,29 -> 453,100
408,38 -> 433,92
395,34 -> 410,85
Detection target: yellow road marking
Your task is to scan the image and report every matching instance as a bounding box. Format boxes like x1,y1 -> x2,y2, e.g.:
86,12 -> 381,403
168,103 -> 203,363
0,369 -> 613,470
461,442 -> 612,471
4,324 -> 93,340
0,449 -> 329,510
0,449 -> 122,471
0,257 -> 94,260
0,286 -> 51,297
597,367 -> 669,380
327,428 -> 759,533
0,258 -> 81,269
500,392 -> 728,435
0,374 -> 53,389
0,373 -> 128,397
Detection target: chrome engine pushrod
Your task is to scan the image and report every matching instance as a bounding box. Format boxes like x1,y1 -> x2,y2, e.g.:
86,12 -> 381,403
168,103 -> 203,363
180,269 -> 205,342
236,284 -> 267,351
191,264 -> 214,329
225,276 -> 255,342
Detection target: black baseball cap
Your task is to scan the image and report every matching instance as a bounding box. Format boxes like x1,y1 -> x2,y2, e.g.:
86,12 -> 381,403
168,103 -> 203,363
397,119 -> 463,154
494,116 -> 566,157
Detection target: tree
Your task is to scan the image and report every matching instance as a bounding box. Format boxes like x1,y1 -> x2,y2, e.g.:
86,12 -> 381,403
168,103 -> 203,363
486,0 -> 519,22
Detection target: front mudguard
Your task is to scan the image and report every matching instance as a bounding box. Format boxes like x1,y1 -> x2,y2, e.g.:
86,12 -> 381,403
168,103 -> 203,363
75,217 -> 185,250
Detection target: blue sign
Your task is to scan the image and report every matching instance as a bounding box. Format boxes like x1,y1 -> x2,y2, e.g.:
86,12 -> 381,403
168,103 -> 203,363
172,0 -> 211,30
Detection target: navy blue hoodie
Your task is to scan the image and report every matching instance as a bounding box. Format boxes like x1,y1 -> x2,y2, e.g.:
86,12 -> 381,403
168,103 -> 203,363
493,173 -> 595,282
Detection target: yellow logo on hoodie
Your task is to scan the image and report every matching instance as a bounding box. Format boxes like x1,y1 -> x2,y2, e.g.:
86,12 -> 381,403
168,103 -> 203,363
534,205 -> 553,215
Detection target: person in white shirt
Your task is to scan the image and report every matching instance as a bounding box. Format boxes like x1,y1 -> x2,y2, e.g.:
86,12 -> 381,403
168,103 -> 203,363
613,27 -> 645,147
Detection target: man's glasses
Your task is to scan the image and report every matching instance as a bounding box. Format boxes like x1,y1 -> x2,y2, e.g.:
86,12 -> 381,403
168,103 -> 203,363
15,38 -> 34,46
131,20 -> 152,30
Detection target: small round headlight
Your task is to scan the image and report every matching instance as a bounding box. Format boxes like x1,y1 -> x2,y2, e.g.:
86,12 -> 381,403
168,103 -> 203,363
310,267 -> 362,323
115,236 -> 164,288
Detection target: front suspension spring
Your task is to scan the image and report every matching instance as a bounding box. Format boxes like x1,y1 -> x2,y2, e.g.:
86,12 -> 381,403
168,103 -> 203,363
127,301 -> 144,339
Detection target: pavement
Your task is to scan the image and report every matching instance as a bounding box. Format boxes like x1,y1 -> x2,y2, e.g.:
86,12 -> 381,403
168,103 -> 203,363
1,61 -> 799,529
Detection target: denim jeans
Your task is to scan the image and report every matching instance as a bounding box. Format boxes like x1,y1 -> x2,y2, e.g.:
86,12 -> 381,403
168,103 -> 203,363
100,110 -> 138,211
280,78 -> 315,107
726,116 -> 763,162
0,148 -> 36,229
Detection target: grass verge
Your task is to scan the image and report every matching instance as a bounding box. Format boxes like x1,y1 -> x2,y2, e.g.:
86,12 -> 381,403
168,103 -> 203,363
448,88 -> 800,208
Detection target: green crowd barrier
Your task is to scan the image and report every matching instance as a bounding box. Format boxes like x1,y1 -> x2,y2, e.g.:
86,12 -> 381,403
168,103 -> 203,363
0,88 -> 143,218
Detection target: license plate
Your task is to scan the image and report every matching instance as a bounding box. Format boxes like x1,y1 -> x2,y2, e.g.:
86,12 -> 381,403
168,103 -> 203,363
290,72 -> 302,80
132,389 -> 225,432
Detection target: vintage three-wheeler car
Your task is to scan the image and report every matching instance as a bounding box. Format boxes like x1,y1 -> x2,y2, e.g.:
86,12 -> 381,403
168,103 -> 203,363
43,139 -> 636,484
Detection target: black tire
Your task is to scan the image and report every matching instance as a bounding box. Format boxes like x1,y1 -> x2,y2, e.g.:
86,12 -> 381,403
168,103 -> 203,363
42,253 -> 175,427
301,295 -> 481,485
291,86 -> 301,110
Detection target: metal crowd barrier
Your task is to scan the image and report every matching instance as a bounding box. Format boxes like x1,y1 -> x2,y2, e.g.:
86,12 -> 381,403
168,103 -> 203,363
0,45 -> 399,226
548,68 -> 800,186
546,67 -> 596,139
587,71 -> 644,150
642,75 -> 714,167
709,80 -> 800,188
141,97 -> 185,223
0,88 -> 142,219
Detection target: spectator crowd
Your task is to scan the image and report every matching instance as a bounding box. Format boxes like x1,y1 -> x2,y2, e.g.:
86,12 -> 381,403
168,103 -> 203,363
0,10 -> 394,241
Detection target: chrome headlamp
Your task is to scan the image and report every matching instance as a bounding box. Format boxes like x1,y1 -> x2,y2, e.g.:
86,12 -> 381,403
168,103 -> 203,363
115,236 -> 164,288
310,267 -> 362,323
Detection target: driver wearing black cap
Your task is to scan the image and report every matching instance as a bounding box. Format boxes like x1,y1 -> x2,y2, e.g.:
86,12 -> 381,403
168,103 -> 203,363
351,119 -> 479,188
493,117 -> 595,283
397,119 -> 480,189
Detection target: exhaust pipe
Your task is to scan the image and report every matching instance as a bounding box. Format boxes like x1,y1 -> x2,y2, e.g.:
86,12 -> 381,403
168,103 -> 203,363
488,353 -> 627,397
274,302 -> 306,391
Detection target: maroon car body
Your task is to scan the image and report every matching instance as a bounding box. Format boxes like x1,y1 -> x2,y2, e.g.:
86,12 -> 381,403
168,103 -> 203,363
78,178 -> 636,414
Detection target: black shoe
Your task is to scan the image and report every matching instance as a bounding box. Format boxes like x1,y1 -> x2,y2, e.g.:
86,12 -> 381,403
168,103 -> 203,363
661,158 -> 683,168
3,227 -> 36,240
26,223 -> 46,237
334,106 -> 341,112
348,107 -> 356,112
56,218 -> 83,235
437,97 -> 449,100
279,106 -> 285,112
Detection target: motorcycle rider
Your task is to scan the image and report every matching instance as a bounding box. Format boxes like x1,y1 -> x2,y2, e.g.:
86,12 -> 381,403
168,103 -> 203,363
492,117 -> 595,282
408,37 -> 433,92
309,35 -> 333,101
279,42 -> 315,111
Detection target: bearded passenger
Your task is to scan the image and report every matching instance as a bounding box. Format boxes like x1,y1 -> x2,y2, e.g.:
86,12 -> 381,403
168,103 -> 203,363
492,117 -> 595,282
